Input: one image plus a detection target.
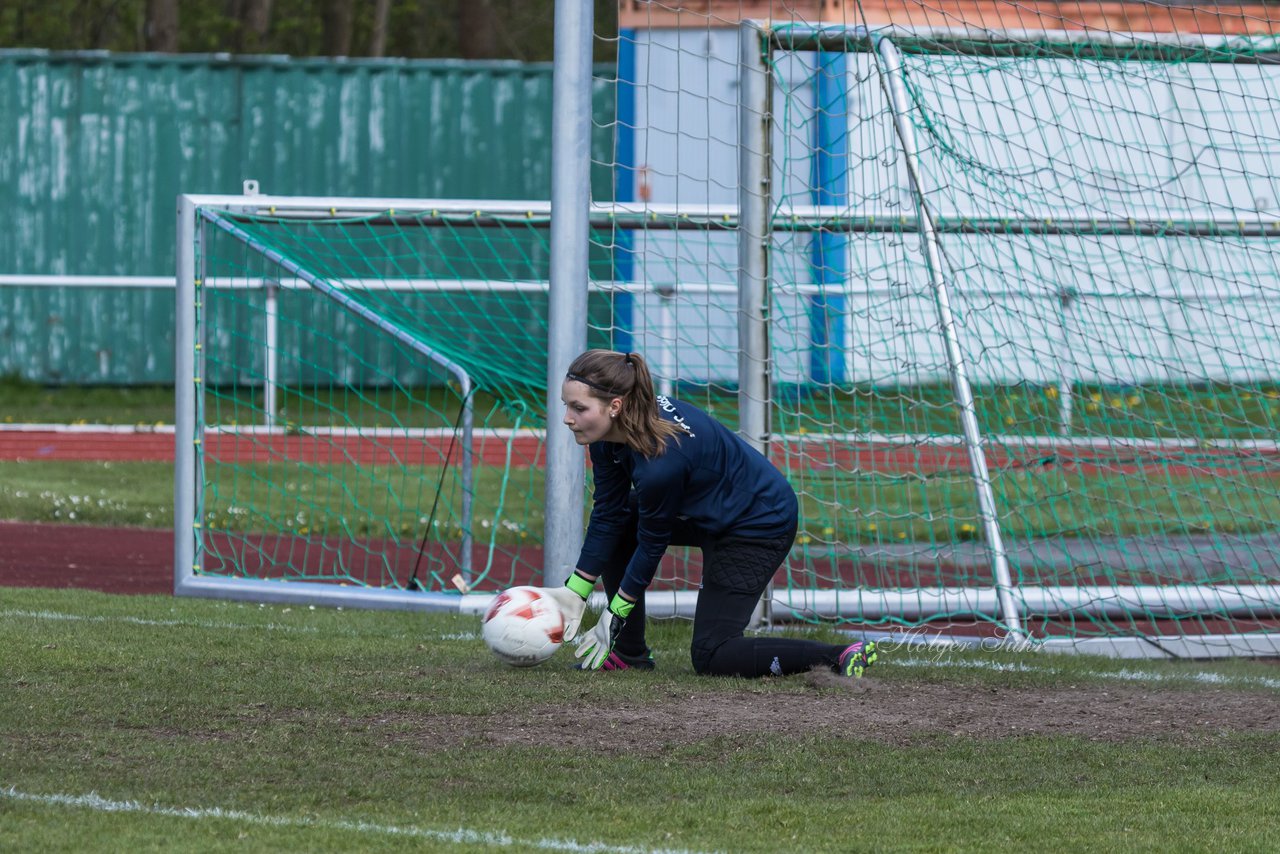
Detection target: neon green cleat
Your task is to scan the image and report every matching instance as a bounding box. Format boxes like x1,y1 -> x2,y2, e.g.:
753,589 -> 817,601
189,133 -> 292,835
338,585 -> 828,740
836,640 -> 878,678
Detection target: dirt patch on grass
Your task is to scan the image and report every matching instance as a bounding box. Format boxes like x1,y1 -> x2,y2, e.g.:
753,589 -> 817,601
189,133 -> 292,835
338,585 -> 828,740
390,677 -> 1280,754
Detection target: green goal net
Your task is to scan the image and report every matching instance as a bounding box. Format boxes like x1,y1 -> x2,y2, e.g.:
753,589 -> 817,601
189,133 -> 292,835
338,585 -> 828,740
594,13 -> 1280,656
175,17 -> 1280,656
182,201 -> 614,602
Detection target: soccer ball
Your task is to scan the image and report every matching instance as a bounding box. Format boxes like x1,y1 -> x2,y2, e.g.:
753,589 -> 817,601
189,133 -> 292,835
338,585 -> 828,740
481,585 -> 565,667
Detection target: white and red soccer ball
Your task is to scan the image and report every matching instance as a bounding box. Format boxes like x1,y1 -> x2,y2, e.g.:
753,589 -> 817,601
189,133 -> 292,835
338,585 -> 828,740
481,585 -> 565,667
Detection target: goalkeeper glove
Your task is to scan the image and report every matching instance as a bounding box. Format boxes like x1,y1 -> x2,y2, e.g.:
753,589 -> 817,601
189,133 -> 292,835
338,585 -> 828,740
574,593 -> 635,671
538,571 -> 594,641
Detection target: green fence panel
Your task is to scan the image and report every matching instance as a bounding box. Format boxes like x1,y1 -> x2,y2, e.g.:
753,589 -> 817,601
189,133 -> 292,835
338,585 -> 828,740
0,51 -> 617,384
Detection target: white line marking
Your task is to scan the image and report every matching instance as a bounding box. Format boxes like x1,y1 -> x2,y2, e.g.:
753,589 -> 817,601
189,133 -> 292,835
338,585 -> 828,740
892,655 -> 1280,690
0,609 -> 483,643
0,787 -> 713,854
0,609 -> 318,634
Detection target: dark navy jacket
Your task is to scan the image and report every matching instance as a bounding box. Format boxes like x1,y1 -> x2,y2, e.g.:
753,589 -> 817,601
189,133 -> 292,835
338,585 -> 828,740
575,396 -> 798,600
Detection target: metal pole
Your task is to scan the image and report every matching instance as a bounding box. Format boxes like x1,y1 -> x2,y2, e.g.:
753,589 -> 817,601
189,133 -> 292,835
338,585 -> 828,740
459,374 -> 475,583
875,36 -> 1026,640
174,196 -> 198,593
738,20 -> 772,454
658,285 -> 675,398
264,280 -> 279,428
544,0 -> 594,587
768,24 -> 1278,63
739,20 -> 774,629
1056,287 -> 1075,436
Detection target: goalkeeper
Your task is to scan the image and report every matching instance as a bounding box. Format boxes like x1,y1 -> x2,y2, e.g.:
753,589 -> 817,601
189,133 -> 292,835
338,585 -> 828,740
542,348 -> 877,678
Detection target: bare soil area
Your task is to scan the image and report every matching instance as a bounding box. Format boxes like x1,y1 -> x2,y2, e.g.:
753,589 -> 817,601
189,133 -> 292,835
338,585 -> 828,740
384,676 -> 1280,754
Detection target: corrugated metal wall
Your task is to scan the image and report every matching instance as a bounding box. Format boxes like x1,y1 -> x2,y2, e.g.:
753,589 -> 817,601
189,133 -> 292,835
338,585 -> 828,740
0,51 -> 617,383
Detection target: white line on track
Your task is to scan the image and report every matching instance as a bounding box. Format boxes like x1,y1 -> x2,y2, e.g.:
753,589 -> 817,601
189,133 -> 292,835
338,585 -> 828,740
893,655 -> 1280,690
0,609 -> 319,633
0,787 -> 713,854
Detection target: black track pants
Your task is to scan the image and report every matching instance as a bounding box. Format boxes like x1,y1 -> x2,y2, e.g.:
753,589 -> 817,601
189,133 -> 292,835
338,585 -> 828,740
595,500 -> 846,678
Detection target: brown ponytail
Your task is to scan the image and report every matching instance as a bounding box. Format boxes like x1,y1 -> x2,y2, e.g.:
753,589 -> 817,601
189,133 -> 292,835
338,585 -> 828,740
565,349 -> 682,457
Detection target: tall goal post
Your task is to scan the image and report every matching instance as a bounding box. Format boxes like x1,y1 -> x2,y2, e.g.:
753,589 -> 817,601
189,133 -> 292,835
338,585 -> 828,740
731,20 -> 1280,656
544,0 -> 595,588
873,30 -> 1024,640
738,20 -> 1031,642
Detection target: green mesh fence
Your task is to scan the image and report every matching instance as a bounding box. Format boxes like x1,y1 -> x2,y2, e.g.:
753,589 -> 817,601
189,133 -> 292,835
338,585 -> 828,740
192,206 -> 626,595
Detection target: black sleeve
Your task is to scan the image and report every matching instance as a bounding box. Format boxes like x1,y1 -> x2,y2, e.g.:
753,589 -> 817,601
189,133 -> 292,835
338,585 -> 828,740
617,450 -> 687,599
574,443 -> 632,577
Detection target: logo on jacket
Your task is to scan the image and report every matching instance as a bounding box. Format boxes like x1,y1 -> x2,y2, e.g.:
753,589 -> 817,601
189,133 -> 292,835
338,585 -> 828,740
656,395 -> 695,437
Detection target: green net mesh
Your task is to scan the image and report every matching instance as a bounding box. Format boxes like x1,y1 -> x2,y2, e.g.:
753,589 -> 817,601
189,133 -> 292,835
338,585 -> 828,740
187,21 -> 1280,651
760,31 -> 1280,642
194,208 -> 621,594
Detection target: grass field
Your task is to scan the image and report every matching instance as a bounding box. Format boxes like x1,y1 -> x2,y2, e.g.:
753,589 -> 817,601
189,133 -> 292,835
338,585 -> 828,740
6,380 -> 1279,545
2,459 -> 1278,547
4,384 -> 1280,850
3,586 -> 1280,853
6,379 -> 1280,439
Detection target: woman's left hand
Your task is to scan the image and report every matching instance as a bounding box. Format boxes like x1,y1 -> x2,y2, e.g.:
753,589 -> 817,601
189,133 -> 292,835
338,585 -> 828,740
574,594 -> 634,670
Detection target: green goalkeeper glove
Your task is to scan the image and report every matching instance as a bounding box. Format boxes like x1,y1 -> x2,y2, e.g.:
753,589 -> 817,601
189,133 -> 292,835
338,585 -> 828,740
538,572 -> 594,641
574,593 -> 635,671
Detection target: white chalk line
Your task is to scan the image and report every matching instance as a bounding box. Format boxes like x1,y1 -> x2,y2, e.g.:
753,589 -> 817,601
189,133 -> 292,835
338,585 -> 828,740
0,608 -> 319,633
893,655 -> 1280,691
0,787 -> 713,854
0,608 -> 480,642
